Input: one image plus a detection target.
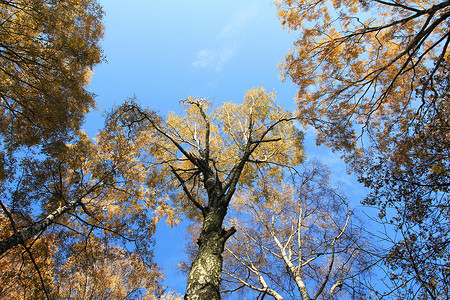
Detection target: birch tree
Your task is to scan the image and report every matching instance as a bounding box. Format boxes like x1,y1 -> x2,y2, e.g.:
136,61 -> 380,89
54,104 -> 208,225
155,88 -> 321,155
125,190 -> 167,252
222,161 -> 373,300
108,88 -> 304,300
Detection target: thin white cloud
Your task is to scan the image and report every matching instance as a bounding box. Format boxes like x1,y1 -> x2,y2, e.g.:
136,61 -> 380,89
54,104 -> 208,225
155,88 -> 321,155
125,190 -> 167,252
192,2 -> 261,71
193,44 -> 239,72
192,50 -> 217,69
217,3 -> 260,40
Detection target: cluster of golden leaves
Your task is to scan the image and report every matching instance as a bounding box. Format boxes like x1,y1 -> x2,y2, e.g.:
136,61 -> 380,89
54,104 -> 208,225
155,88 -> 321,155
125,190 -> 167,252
276,0 -> 449,151
0,219 -> 163,299
0,0 -> 104,151
0,128 -> 166,298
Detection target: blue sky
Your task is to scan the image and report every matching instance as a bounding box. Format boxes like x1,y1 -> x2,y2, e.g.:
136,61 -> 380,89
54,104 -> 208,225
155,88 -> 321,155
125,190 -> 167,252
86,0 -> 299,121
86,0 -> 367,294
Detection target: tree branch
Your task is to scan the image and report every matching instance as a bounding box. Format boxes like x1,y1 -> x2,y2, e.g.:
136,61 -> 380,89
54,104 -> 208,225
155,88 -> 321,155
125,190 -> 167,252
169,165 -> 205,214
0,169 -> 111,256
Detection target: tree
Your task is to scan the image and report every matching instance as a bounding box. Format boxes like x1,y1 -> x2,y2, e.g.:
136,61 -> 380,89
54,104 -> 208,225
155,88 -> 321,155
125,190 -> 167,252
221,161 -> 373,300
276,0 -> 450,297
0,0 -> 105,254
0,130 -> 165,299
0,2 -> 166,297
108,88 -> 304,300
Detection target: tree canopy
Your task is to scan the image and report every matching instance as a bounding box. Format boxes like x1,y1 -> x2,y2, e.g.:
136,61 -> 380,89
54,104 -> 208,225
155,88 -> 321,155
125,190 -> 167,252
276,0 -> 450,297
3,0 -> 448,298
276,0 -> 449,150
0,0 -> 104,151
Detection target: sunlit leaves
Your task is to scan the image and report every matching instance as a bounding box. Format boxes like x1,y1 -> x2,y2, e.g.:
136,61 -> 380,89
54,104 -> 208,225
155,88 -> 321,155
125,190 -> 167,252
276,0 -> 449,149
0,0 -> 104,152
0,217 -> 164,299
0,127 -> 165,297
54,240 -> 163,300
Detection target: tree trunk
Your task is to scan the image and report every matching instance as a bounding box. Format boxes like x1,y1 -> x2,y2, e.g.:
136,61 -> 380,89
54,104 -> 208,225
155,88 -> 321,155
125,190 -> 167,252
0,202 -> 75,256
184,201 -> 235,300
0,187 -> 93,256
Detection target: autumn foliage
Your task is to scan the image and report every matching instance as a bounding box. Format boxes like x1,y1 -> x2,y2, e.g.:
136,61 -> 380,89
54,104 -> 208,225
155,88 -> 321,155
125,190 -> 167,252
2,0 -> 448,298
276,0 -> 450,297
0,0 -> 104,151
0,1 -> 164,298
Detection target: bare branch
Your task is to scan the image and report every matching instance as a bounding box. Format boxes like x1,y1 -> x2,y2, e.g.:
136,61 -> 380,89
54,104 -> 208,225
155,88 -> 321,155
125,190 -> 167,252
0,169 -> 113,256
169,165 -> 205,214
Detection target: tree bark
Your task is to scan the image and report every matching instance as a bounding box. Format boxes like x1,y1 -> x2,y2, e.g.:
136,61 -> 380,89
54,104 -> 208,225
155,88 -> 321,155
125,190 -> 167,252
184,198 -> 235,300
0,200 -> 77,256
0,184 -> 100,256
